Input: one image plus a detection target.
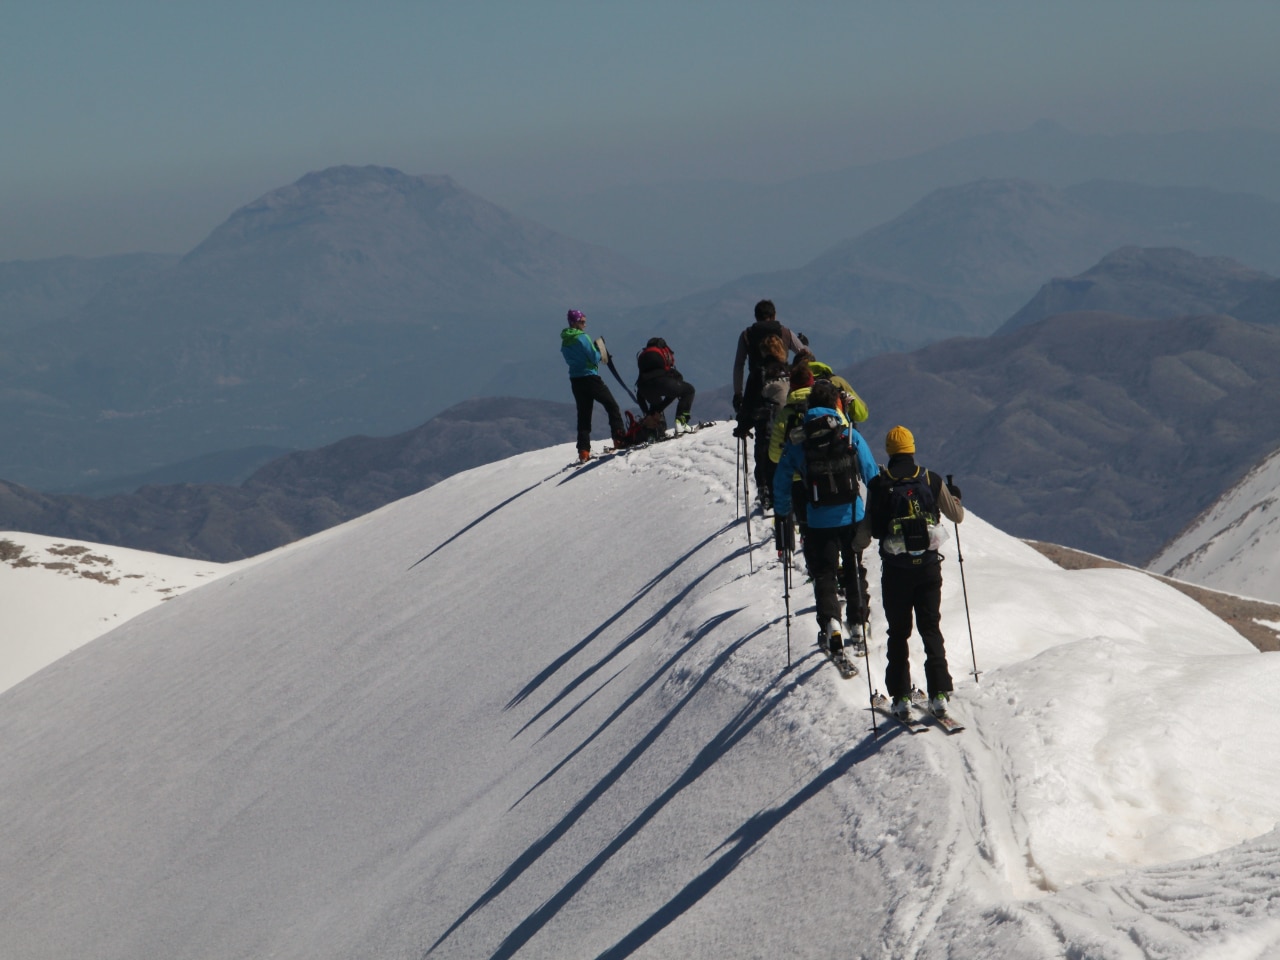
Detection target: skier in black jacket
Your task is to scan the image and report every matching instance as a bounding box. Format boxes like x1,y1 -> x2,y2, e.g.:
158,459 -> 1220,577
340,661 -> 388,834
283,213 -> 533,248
865,425 -> 964,720
635,337 -> 696,434
730,299 -> 808,507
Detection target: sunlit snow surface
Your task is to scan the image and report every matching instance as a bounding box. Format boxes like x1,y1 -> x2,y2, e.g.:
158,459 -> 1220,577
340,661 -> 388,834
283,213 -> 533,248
2,423 -> 1279,960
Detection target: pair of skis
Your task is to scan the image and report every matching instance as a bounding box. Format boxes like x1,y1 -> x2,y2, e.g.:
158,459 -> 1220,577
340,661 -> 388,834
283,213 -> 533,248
606,420 -> 716,452
570,420 -> 716,467
870,690 -> 965,734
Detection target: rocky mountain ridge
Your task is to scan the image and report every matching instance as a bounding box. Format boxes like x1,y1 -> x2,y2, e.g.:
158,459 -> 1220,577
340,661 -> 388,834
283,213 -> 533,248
998,246 -> 1277,333
0,398 -> 576,561
615,179 -> 1280,394
850,309 -> 1280,565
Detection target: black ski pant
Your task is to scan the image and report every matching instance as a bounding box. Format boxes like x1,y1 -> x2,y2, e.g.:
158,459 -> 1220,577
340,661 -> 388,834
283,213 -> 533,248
803,524 -> 869,633
570,375 -> 624,453
638,375 -> 695,420
753,419 -> 776,505
738,413 -> 776,505
791,479 -> 807,532
734,376 -> 777,502
881,559 -> 953,700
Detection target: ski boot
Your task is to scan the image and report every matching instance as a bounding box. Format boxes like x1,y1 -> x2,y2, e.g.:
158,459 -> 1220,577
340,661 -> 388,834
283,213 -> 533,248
823,619 -> 844,656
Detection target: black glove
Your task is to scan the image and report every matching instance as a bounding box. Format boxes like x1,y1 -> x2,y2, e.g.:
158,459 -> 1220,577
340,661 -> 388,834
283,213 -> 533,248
774,515 -> 795,555
946,474 -> 961,500
732,392 -> 743,414
732,423 -> 752,439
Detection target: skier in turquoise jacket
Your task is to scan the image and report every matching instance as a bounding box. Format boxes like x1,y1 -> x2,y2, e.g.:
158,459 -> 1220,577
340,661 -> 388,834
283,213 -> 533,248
561,309 -> 624,460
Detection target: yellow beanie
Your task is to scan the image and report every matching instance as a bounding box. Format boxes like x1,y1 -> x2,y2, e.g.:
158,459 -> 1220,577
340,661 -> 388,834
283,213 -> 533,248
885,425 -> 915,456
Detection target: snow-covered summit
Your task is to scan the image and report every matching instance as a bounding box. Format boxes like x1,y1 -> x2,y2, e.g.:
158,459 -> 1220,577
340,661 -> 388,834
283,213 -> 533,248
2,424 -> 1279,959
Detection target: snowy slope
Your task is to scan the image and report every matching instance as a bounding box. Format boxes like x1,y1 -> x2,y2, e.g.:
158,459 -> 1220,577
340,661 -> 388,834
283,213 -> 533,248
0,531 -> 238,693
1152,446 -> 1280,604
2,424 -> 1280,959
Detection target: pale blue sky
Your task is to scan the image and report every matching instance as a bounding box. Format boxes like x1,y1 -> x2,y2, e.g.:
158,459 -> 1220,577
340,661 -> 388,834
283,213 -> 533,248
3,0 -> 1278,260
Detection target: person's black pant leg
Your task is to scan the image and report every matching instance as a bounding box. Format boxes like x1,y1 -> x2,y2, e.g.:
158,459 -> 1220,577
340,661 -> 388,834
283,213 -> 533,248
881,563 -> 916,699
838,529 -> 869,627
674,380 -> 695,419
595,379 -> 624,439
913,562 -> 953,696
570,376 -> 596,452
571,375 -> 624,450
804,526 -> 845,629
753,414 -> 775,499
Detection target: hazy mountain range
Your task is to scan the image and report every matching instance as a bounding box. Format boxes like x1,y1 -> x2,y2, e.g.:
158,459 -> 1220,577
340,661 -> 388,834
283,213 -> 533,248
0,398 -> 575,562
0,166 -> 685,491
850,308 -> 1280,566
519,121 -> 1280,282
6,148 -> 1280,493
5,125 -> 1280,572
604,178 -> 1280,398
998,246 -> 1277,333
0,252 -> 178,336
2,245 -> 1278,567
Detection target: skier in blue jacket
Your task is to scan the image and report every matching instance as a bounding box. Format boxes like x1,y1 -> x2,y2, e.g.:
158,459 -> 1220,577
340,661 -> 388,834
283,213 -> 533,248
561,309 -> 625,460
773,380 -> 879,657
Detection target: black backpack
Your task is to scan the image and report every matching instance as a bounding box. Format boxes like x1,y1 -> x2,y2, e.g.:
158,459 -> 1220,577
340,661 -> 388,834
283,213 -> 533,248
800,413 -> 858,506
884,468 -> 938,554
636,338 -> 675,382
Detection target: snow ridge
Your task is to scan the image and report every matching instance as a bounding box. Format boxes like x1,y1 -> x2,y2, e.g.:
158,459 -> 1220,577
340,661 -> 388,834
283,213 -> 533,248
2,425 -> 1280,959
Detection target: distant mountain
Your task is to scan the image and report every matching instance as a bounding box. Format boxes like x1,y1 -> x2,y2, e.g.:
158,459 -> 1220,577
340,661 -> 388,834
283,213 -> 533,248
847,311 -> 1280,565
61,445 -> 294,497
610,179 -> 1280,390
175,165 -> 687,317
0,397 -> 577,561
0,166 -> 690,490
998,247 -> 1277,334
1231,278 -> 1280,326
0,252 -> 178,335
519,121 -> 1280,282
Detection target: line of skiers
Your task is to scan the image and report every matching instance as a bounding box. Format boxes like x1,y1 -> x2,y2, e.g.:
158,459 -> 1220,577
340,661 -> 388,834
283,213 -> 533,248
560,301 -> 965,721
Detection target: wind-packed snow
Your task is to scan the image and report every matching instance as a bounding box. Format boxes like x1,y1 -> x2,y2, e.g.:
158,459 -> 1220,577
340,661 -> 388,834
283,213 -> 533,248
2,424 -> 1280,959
1152,446 -> 1280,604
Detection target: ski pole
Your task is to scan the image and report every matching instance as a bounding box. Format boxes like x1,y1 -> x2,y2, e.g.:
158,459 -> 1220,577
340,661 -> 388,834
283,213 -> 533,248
598,339 -> 642,407
948,474 -> 981,683
852,550 -> 879,735
776,515 -> 795,667
737,437 -> 747,522
741,434 -> 754,572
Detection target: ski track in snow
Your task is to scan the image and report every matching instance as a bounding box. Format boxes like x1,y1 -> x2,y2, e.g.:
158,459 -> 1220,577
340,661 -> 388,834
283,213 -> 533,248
608,428 -> 1280,959
593,431 -> 1027,955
